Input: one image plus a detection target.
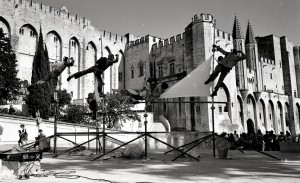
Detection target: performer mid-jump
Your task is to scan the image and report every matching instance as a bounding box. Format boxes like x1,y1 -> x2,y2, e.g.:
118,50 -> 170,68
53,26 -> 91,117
34,57 -> 75,91
204,44 -> 246,96
67,46 -> 119,97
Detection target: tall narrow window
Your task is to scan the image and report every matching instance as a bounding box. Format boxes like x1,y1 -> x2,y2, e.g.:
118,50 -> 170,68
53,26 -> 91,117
131,67 -> 134,78
118,72 -> 123,82
138,61 -> 144,77
19,28 -> 24,35
158,65 -> 163,78
169,62 -> 175,75
30,30 -> 34,37
139,64 -> 144,76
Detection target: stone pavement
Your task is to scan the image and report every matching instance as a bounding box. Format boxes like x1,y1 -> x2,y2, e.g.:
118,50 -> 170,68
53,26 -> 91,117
1,145 -> 300,183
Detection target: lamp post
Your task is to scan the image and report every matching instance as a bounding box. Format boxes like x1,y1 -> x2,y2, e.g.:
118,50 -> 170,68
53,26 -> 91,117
211,19 -> 217,158
53,91 -> 58,155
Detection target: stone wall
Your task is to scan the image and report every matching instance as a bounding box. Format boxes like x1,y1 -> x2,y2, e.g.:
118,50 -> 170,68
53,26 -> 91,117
0,0 -> 127,102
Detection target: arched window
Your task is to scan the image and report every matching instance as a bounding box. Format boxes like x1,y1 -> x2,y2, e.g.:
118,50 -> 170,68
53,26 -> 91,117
138,61 -> 144,77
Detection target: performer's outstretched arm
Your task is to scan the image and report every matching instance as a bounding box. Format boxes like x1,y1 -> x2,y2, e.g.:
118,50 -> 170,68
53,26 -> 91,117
216,46 -> 230,56
237,50 -> 247,60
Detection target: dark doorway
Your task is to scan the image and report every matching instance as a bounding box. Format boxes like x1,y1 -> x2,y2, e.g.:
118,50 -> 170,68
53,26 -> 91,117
247,119 -> 255,134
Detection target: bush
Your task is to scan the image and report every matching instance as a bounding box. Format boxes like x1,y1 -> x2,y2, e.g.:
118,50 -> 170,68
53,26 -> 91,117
0,108 -> 8,114
65,105 -> 89,124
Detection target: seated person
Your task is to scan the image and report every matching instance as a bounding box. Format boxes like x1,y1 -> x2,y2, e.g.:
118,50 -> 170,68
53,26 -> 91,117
34,129 -> 50,151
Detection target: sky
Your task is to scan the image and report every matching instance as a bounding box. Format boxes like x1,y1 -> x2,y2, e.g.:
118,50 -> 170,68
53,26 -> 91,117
36,0 -> 300,45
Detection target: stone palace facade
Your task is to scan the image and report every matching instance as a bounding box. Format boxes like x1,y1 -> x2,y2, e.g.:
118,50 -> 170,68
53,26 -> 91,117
1,0 -> 300,135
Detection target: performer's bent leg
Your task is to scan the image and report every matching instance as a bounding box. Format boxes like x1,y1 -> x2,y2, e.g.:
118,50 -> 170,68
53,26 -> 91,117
204,64 -> 223,84
67,74 -> 74,81
215,70 -> 228,89
211,68 -> 230,96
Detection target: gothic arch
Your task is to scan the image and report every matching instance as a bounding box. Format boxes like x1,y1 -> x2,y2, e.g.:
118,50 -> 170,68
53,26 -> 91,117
220,83 -> 231,101
138,60 -> 145,77
258,99 -> 266,132
85,41 -> 97,65
218,83 -> 232,119
285,102 -> 290,132
237,95 -> 244,129
102,46 -> 117,93
86,41 -> 98,60
0,16 -> 11,38
69,36 -> 81,99
45,30 -> 62,62
83,41 -> 97,99
18,24 -> 38,55
268,100 -> 275,132
247,118 -> 255,134
277,101 -> 284,133
246,94 -> 256,132
69,36 -> 81,70
104,46 -> 111,57
119,50 -> 126,89
19,24 -> 38,38
296,103 -> 300,132
17,24 -> 38,82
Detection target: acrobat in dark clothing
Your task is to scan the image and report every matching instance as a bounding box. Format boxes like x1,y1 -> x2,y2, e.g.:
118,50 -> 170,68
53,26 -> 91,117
205,44 -> 246,96
86,92 -> 98,120
67,51 -> 119,97
34,57 -> 75,91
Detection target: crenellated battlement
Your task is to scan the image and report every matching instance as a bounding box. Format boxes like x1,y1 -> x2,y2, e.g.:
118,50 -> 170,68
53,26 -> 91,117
126,32 -> 186,51
100,30 -> 125,44
216,28 -> 233,41
1,0 -> 126,44
151,33 -> 185,53
192,13 -> 215,23
10,0 -> 90,28
260,56 -> 275,65
125,35 -> 155,50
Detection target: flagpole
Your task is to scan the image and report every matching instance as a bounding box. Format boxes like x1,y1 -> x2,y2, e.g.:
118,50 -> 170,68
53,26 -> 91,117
211,19 -> 216,158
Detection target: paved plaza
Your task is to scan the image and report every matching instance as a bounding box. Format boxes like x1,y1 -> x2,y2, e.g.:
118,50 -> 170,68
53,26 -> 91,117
1,144 -> 300,183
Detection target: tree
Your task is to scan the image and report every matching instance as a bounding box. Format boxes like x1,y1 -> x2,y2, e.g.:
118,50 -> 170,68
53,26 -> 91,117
65,105 -> 89,124
51,89 -> 72,107
0,28 -> 21,104
26,27 -> 51,119
49,89 -> 72,117
98,91 -> 141,129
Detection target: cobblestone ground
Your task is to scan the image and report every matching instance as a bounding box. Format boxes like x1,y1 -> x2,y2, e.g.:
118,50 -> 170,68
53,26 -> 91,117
1,145 -> 300,183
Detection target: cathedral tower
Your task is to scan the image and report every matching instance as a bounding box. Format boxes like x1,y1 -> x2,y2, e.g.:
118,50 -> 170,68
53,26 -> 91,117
245,20 -> 262,92
232,15 -> 247,90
